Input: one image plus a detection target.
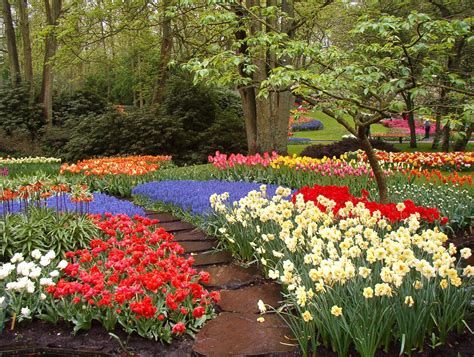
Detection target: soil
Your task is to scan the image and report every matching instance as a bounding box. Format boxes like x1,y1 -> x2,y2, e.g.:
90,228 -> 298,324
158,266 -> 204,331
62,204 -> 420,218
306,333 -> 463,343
0,317 -> 472,356
0,320 -> 193,356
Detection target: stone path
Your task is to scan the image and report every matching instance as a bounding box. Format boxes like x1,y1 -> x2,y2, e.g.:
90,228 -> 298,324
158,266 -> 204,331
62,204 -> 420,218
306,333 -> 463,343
146,211 -> 299,356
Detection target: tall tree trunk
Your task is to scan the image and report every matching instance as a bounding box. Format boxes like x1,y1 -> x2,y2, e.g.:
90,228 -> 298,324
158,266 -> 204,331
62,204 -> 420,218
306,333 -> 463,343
17,0 -> 33,96
40,0 -> 61,127
404,92 -> 417,148
270,91 -> 291,154
151,0 -> 172,105
453,122 -> 473,151
234,3 -> 256,154
1,0 -> 21,85
239,88 -> 257,154
441,122 -> 450,152
358,125 -> 388,204
431,111 -> 442,149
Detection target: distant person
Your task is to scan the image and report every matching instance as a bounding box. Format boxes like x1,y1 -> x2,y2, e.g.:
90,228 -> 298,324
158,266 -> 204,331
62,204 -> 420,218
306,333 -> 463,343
424,119 -> 431,139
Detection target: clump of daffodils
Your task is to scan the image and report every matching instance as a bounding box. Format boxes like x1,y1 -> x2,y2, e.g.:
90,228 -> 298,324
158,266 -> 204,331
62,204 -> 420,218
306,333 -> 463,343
210,186 -> 473,357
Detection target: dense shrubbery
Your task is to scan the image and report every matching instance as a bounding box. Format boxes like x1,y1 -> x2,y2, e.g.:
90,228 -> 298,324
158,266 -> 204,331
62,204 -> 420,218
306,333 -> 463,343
1,74 -> 245,165
63,74 -> 246,164
301,138 -> 399,159
53,90 -> 107,126
0,86 -> 44,140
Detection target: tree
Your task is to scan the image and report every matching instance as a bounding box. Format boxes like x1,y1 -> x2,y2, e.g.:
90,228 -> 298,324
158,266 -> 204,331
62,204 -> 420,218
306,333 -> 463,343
40,0 -> 62,126
187,0 -> 310,154
17,0 -> 33,97
1,0 -> 21,85
263,9 -> 472,202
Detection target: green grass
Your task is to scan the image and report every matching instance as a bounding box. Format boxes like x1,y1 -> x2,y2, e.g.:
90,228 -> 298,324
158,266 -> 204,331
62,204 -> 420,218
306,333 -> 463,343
288,111 -> 473,155
292,111 -> 389,141
393,142 -> 473,152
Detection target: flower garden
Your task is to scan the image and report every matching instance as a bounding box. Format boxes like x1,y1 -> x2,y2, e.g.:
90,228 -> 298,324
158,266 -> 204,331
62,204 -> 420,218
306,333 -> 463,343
0,150 -> 473,356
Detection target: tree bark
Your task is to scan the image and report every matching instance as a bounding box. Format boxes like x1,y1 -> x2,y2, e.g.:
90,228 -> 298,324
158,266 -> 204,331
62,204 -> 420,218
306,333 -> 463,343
431,110 -> 442,149
404,92 -> 417,148
40,0 -> 61,127
239,88 -> 258,154
441,122 -> 450,152
453,122 -> 473,151
151,0 -> 172,105
1,0 -> 21,86
17,0 -> 33,96
234,3 -> 257,154
358,124 -> 389,204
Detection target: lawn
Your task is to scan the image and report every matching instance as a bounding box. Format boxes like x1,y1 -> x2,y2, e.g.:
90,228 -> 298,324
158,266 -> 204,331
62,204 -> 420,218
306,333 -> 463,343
288,111 -> 473,155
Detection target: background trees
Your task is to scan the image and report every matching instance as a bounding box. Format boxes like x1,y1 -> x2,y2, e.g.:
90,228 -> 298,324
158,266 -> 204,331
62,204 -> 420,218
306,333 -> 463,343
0,0 -> 472,170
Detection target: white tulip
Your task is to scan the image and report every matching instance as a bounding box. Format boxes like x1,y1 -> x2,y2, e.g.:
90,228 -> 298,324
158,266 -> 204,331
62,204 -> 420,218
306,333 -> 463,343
31,249 -> 42,260
20,307 -> 31,317
10,253 -> 24,263
57,260 -> 68,270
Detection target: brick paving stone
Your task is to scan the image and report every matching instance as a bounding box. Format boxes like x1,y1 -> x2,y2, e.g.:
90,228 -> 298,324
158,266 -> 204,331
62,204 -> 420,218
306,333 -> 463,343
179,240 -> 217,253
145,212 -> 180,223
192,312 -> 297,356
218,283 -> 282,313
192,251 -> 233,266
173,230 -> 216,242
158,221 -> 195,232
201,263 -> 263,289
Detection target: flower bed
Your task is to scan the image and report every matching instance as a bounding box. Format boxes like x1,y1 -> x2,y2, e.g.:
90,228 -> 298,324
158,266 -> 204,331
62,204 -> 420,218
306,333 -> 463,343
291,119 -> 324,132
0,181 -> 144,217
293,184 -> 443,224
357,150 -> 474,171
208,151 -> 278,170
209,186 -> 473,356
208,151 -> 391,193
288,137 -> 312,144
0,214 -> 217,343
60,155 -> 172,176
132,180 -> 286,215
0,157 -> 61,165
380,118 -> 428,135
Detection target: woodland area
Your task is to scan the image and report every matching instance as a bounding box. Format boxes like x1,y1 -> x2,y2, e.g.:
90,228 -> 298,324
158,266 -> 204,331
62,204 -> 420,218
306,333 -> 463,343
0,0 -> 472,167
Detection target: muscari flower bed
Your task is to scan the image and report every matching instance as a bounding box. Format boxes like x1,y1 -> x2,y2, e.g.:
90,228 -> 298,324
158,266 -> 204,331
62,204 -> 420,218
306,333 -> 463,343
132,180 -> 291,215
291,119 -> 324,131
0,192 -> 145,217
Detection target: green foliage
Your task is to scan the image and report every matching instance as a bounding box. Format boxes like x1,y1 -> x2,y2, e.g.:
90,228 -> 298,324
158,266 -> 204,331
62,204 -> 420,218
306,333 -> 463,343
300,138 -> 399,159
0,208 -> 100,261
0,86 -> 45,140
53,90 -> 108,126
62,74 -> 246,165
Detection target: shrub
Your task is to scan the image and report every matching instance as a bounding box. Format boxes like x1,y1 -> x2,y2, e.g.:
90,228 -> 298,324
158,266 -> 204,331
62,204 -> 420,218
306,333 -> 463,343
53,90 -> 108,126
0,86 -> 45,140
63,74 -> 246,165
300,138 -> 399,159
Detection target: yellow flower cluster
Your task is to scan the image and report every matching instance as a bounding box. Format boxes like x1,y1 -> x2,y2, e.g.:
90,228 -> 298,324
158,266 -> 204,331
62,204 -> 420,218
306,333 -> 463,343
0,156 -> 61,164
211,186 -> 472,318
